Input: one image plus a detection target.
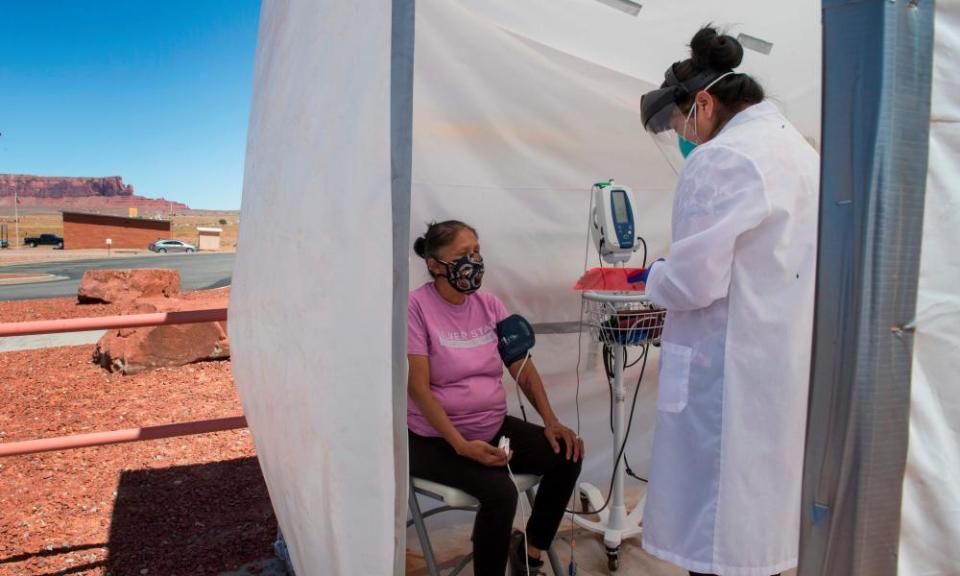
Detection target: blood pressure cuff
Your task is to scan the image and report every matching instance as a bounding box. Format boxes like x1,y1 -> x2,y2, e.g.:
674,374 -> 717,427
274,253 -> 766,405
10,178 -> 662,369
496,314 -> 535,366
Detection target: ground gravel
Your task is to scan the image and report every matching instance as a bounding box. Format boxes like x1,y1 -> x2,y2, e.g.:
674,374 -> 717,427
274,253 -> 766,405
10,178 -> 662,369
0,294 -> 276,576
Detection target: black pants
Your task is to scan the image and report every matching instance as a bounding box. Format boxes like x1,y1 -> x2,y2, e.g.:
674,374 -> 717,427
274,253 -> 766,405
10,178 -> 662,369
409,416 -> 582,576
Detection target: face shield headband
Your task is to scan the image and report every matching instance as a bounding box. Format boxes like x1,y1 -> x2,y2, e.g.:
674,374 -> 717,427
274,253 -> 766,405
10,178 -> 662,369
640,64 -> 732,134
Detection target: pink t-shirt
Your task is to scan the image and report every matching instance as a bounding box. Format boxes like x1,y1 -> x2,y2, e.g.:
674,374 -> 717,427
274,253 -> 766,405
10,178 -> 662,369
407,282 -> 510,441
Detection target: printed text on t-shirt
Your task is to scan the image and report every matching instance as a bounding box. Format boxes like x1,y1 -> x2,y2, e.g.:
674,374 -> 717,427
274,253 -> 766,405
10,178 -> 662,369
438,325 -> 496,349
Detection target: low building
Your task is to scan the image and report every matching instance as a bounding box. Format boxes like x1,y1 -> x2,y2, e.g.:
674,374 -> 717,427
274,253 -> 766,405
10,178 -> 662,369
62,211 -> 171,250
196,227 -> 223,251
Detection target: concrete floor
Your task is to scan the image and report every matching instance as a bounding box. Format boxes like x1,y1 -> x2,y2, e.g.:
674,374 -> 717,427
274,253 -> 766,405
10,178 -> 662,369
406,487 -> 678,576
407,523 -> 683,576
405,487 -> 799,576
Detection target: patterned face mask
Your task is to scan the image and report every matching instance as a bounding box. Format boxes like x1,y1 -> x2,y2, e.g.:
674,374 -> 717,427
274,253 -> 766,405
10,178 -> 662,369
436,253 -> 484,293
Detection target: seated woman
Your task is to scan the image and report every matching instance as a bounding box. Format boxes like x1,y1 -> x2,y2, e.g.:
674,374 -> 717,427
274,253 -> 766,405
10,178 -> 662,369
408,220 -> 584,576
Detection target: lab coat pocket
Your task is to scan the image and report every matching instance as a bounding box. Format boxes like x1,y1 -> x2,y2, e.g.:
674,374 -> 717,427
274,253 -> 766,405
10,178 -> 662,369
657,342 -> 692,413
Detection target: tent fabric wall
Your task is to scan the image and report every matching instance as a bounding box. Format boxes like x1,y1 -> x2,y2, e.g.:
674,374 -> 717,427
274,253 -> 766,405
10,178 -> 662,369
462,0 -> 823,145
411,0 -> 675,490
410,0 -> 822,505
800,2 -> 934,575
229,1 -> 399,574
231,0 -> 824,572
899,2 -> 960,573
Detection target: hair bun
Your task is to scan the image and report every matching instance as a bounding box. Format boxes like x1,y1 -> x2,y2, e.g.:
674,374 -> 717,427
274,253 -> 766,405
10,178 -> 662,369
690,26 -> 743,71
413,236 -> 428,259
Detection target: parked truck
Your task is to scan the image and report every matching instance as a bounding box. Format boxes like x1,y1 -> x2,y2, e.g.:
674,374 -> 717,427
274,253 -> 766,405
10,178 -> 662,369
23,233 -> 64,248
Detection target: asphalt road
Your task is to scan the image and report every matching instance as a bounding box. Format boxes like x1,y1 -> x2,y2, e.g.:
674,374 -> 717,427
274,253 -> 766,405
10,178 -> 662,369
0,253 -> 235,301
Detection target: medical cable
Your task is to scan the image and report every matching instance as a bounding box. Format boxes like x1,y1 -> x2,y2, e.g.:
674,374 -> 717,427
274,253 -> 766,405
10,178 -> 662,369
603,347 -> 650,482
574,185 -> 598,437
565,341 -> 649,516
624,457 -> 648,483
638,236 -> 648,269
565,186 -> 598,570
625,345 -> 647,369
513,351 -> 532,422
574,297 -> 586,437
505,453 -> 530,576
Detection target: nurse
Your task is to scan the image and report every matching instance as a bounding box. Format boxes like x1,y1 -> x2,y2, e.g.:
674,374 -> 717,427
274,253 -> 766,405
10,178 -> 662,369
634,27 -> 819,576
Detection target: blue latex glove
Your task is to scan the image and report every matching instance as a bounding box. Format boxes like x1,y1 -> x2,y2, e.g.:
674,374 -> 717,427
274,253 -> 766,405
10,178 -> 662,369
627,258 -> 664,284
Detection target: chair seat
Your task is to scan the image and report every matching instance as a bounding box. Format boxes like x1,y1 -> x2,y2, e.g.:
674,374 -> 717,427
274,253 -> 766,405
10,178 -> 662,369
412,474 -> 541,508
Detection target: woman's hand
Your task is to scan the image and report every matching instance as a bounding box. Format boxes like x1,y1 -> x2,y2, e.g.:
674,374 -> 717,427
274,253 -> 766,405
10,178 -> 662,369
457,439 -> 510,467
544,421 -> 584,462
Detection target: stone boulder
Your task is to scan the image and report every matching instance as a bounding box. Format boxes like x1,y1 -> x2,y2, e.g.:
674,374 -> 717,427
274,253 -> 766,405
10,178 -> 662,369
93,289 -> 230,375
78,269 -> 181,304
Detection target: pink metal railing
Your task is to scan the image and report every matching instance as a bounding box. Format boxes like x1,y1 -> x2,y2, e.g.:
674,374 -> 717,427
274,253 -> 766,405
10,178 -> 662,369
0,416 -> 248,457
0,307 -> 245,458
0,307 -> 228,337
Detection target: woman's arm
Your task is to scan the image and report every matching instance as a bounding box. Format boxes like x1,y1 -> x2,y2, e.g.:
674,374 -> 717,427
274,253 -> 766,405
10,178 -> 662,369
508,357 -> 559,426
408,354 -> 507,466
509,357 -> 584,461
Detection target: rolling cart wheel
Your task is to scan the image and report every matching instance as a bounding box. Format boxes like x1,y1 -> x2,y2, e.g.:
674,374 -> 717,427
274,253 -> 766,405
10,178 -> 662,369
606,547 -> 620,572
580,493 -> 591,513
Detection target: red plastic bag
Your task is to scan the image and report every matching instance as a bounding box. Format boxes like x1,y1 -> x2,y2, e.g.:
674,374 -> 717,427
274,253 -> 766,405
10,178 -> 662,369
572,267 -> 646,291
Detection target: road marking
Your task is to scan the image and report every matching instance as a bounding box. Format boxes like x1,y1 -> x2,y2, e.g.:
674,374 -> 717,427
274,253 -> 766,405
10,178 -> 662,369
0,274 -> 69,285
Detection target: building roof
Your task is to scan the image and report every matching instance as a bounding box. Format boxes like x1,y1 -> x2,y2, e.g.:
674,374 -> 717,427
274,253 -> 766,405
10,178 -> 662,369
62,211 -> 171,230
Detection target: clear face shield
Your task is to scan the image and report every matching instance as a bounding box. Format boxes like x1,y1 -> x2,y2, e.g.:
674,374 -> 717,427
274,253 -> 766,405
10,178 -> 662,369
640,66 -> 733,174
641,94 -> 690,175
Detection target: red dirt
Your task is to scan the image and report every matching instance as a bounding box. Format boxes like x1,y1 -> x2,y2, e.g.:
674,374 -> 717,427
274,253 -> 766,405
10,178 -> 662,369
0,292 -> 276,576
0,288 -> 230,324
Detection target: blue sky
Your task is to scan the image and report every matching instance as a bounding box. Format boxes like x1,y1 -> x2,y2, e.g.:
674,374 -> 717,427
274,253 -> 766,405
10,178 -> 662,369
0,1 -> 261,210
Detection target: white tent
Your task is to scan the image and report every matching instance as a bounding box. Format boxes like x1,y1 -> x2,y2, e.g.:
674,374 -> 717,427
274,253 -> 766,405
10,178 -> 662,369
898,1 -> 960,573
229,1 -> 957,574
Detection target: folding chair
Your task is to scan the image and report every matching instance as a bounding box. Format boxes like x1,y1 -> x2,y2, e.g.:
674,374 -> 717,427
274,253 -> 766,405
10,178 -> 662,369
408,475 -> 565,576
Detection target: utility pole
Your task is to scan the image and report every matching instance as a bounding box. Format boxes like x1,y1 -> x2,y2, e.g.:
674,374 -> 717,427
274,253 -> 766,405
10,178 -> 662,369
13,189 -> 19,250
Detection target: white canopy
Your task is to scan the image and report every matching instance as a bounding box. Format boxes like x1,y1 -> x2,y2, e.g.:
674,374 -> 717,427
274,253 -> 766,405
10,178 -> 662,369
230,1 -> 956,574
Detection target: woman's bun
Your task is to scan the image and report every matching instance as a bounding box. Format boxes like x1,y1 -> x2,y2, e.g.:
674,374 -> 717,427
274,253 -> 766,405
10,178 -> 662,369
413,236 -> 428,259
690,26 -> 743,71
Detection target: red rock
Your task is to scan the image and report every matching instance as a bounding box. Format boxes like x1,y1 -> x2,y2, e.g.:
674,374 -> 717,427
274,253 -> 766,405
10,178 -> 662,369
93,290 -> 230,374
0,173 -> 189,211
93,320 -> 229,375
0,174 -> 134,198
77,269 -> 181,304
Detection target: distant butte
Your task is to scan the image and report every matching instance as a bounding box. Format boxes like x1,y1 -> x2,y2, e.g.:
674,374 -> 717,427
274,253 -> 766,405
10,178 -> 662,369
0,174 -> 189,212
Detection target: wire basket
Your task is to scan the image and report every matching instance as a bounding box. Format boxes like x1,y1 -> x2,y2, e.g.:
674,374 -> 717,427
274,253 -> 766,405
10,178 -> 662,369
583,292 -> 666,346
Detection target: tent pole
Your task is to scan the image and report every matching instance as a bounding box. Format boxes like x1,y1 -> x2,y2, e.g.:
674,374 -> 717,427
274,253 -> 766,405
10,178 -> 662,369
800,2 -> 935,575
391,0 -> 416,574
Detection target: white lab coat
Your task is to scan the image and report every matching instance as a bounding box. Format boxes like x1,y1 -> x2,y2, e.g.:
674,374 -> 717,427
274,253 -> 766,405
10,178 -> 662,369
642,101 -> 819,576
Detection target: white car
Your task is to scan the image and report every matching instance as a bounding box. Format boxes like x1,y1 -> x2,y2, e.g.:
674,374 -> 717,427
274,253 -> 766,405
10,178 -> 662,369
149,240 -> 197,253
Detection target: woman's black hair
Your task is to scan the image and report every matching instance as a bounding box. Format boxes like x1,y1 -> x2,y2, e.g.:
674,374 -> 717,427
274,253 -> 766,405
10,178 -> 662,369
413,220 -> 478,261
674,25 -> 765,115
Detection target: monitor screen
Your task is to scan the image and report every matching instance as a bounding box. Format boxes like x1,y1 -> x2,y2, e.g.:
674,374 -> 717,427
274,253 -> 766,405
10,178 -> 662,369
612,190 -> 629,224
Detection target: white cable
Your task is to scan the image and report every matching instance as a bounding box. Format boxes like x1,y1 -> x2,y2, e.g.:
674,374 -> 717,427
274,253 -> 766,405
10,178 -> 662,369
513,351 -> 532,420
583,184 -> 596,273
506,458 -> 530,576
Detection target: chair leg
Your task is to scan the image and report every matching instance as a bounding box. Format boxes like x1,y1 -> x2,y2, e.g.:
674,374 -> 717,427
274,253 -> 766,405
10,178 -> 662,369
410,488 -> 442,576
546,546 -> 564,576
525,488 -> 565,576
448,552 -> 473,576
